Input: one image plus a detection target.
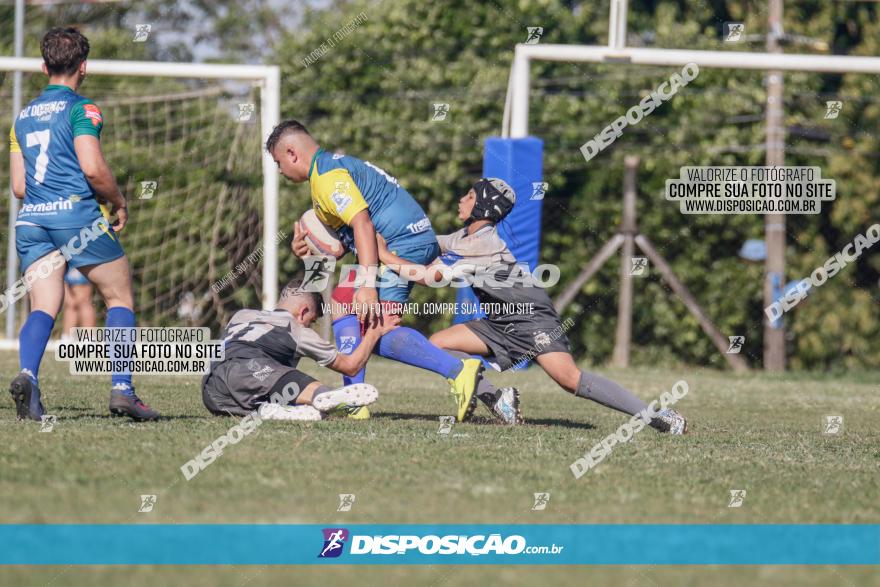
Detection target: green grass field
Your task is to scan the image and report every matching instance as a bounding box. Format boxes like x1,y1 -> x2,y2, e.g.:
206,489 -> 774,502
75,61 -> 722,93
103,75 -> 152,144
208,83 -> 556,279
0,350 -> 877,586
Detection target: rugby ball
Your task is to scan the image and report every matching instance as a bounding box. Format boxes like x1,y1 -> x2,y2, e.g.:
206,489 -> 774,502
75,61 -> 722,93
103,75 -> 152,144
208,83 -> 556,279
297,209 -> 346,258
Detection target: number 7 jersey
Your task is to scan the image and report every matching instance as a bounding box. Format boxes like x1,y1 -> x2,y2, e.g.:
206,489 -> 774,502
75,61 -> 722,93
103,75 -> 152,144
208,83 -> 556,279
10,85 -> 104,229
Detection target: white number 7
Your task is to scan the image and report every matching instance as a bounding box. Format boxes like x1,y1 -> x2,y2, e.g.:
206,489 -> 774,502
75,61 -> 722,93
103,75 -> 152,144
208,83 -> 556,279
25,130 -> 51,184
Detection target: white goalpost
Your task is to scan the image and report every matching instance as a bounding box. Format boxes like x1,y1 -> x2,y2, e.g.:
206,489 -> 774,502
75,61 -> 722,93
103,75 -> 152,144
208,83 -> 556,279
505,0 -> 880,138
504,0 -> 880,370
0,57 -> 281,347
505,44 -> 880,138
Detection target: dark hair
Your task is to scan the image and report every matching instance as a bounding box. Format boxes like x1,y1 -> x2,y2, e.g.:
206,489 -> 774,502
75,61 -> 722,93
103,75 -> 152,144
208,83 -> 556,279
279,277 -> 322,314
265,119 -> 311,153
41,27 -> 90,76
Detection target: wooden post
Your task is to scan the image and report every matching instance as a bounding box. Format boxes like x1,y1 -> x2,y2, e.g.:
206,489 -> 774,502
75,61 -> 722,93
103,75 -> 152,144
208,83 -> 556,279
554,234 -> 624,313
764,0 -> 787,371
612,156 -> 639,367
635,235 -> 748,372
554,156 -> 748,371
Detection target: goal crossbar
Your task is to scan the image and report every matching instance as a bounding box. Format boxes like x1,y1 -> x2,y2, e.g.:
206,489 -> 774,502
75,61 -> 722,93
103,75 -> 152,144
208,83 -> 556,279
507,44 -> 880,137
1,57 -> 281,340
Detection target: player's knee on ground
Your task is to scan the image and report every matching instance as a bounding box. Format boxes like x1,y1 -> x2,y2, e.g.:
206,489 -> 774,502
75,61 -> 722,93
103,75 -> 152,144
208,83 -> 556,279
295,381 -> 328,405
266,370 -> 328,406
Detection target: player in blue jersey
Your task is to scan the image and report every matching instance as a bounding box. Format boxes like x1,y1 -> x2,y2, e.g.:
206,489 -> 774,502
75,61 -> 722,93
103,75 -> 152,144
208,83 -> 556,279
8,27 -> 158,421
266,120 -> 510,423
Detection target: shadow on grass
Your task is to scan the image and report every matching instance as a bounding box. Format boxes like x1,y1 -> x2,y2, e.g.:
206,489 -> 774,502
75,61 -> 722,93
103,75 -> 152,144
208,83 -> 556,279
520,417 -> 596,430
374,411 -> 596,430
56,413 -> 205,422
375,411 -> 445,423
48,405 -> 92,413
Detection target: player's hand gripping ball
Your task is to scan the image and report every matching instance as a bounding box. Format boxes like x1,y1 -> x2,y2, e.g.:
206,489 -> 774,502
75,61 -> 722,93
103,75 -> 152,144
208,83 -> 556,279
295,209 -> 347,258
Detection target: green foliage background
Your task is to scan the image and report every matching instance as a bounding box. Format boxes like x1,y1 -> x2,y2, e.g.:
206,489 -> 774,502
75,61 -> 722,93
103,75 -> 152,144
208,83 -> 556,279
277,0 -> 880,371
2,0 -> 880,370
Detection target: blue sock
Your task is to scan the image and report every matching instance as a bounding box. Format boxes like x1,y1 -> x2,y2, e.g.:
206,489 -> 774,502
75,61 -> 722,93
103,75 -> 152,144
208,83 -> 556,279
19,310 -> 55,383
375,327 -> 463,379
332,314 -> 365,385
107,306 -> 136,395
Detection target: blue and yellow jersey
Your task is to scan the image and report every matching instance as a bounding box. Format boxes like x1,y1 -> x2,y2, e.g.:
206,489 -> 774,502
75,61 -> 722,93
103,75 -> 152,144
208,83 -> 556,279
308,148 -> 437,254
11,85 -> 105,229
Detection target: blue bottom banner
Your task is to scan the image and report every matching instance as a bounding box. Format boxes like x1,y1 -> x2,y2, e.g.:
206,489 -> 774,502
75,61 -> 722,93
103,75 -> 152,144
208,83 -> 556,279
1,524 -> 877,565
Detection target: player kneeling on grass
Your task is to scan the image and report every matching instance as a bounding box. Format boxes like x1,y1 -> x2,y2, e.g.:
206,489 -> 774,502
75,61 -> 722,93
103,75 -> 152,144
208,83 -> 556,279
202,278 -> 398,421
267,120 -> 484,423
378,178 -> 687,433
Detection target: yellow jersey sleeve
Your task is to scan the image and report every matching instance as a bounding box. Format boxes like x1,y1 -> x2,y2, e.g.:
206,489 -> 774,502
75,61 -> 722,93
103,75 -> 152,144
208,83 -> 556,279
310,168 -> 369,228
9,127 -> 20,154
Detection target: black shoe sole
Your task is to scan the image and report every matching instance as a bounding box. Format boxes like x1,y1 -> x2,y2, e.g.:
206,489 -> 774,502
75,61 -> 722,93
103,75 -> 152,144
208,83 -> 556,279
109,404 -> 160,422
9,376 -> 38,421
650,415 -> 688,434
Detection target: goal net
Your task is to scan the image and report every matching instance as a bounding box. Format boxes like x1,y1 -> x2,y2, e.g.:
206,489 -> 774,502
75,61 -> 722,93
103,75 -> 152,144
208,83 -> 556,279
0,65 -> 282,339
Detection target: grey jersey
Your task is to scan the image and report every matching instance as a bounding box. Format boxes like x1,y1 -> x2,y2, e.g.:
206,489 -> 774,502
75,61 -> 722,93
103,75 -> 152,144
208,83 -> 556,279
437,227 -> 517,267
221,309 -> 338,369
437,226 -> 558,322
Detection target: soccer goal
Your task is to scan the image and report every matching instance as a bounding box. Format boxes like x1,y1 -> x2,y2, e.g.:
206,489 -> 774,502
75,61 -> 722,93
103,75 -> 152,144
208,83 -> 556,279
0,58 -> 280,346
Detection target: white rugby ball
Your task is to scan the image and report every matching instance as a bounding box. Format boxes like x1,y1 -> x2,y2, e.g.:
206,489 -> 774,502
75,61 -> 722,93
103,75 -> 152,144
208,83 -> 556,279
297,209 -> 346,258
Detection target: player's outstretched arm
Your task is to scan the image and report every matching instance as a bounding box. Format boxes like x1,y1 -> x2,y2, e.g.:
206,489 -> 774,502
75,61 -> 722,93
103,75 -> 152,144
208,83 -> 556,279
376,234 -> 441,285
73,135 -> 128,232
328,314 -> 400,376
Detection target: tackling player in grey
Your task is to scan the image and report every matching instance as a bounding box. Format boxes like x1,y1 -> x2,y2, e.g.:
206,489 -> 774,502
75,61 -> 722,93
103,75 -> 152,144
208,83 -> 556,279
378,178 -> 687,433
202,278 -> 399,421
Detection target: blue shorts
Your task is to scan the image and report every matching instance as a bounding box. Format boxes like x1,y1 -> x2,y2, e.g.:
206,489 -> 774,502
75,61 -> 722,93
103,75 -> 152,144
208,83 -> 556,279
16,222 -> 125,273
64,267 -> 90,286
379,241 -> 441,302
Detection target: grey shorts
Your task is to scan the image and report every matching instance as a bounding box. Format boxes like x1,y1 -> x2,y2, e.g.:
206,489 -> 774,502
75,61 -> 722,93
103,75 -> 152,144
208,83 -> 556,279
465,315 -> 571,371
201,357 -> 317,416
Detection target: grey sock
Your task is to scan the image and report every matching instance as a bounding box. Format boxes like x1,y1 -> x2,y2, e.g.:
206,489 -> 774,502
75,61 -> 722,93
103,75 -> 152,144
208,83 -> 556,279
448,350 -> 500,403
575,371 -> 648,417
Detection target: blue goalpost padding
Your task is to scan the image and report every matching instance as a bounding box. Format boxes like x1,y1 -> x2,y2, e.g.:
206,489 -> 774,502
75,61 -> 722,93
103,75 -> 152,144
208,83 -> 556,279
485,136 -> 545,270
454,137 -> 544,367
